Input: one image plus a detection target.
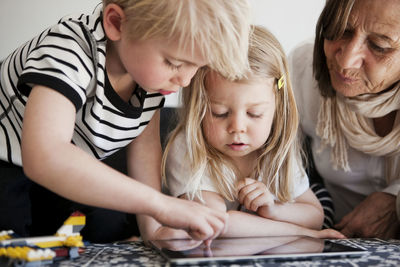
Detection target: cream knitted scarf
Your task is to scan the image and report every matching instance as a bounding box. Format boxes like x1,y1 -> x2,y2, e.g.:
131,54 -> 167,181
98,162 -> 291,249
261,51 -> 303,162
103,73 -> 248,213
316,86 -> 400,183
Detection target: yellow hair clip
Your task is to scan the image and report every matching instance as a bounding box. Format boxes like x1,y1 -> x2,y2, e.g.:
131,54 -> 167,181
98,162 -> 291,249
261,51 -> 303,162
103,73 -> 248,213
278,76 -> 284,90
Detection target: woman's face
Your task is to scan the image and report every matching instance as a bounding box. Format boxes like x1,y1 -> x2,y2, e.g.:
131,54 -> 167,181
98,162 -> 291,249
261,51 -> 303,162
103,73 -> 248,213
324,0 -> 400,97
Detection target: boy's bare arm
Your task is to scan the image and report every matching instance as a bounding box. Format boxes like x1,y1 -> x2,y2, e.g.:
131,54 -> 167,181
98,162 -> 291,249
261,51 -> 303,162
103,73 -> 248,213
21,85 -> 166,214
22,86 -> 226,240
126,110 -> 163,241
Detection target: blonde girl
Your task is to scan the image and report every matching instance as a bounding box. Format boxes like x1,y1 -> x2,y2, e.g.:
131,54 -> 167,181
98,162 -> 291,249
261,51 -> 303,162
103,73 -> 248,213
162,26 -> 344,239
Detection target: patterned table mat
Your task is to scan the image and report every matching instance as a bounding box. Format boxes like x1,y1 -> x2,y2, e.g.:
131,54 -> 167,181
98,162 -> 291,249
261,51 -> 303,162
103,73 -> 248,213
51,238 -> 400,267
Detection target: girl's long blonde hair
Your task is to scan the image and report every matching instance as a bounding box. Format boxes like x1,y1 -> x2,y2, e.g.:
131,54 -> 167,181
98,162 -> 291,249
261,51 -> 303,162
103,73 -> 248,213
162,25 -> 301,203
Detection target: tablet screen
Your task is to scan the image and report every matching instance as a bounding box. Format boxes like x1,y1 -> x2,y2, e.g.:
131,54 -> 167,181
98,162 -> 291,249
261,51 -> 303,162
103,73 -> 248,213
150,236 -> 368,265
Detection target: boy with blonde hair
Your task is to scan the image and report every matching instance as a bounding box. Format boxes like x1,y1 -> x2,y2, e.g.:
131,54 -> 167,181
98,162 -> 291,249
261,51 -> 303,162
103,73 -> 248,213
0,0 -> 251,242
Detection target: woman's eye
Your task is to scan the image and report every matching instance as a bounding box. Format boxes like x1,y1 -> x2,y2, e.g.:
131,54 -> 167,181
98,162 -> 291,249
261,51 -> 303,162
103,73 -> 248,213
342,29 -> 353,38
368,41 -> 390,54
211,111 -> 228,118
165,60 -> 181,70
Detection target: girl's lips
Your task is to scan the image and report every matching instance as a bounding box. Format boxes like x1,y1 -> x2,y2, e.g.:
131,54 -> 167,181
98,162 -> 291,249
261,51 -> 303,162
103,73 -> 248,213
228,143 -> 248,151
159,90 -> 175,95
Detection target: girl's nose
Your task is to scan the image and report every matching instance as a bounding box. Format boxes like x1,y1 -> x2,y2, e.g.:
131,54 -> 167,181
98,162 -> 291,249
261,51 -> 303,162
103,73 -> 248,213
228,114 -> 246,134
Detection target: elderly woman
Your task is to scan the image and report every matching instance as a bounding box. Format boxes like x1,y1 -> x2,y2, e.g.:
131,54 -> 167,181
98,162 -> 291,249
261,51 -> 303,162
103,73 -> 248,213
290,0 -> 400,239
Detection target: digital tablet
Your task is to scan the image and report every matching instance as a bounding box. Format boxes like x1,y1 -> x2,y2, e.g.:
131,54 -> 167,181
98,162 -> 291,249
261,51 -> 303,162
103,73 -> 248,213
150,236 -> 368,265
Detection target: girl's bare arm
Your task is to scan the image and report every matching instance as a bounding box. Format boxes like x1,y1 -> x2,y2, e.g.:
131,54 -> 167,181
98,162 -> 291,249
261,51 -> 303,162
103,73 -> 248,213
200,191 -> 342,238
256,189 -> 324,230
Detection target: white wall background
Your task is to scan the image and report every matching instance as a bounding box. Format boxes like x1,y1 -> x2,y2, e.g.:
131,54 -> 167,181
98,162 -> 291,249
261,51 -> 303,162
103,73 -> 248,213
0,0 -> 324,106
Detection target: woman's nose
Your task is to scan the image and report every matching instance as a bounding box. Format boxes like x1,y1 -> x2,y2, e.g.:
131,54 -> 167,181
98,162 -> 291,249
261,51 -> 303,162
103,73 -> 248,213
336,37 -> 365,69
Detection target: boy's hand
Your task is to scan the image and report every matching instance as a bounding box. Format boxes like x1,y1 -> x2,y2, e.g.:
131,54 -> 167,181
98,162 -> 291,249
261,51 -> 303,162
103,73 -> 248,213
237,178 -> 274,212
149,238 -> 203,252
155,195 -> 228,241
152,226 -> 192,240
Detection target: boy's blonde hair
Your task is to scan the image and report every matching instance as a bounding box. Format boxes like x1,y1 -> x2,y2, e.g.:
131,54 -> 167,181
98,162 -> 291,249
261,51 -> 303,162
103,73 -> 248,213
102,0 -> 251,79
163,25 -> 301,203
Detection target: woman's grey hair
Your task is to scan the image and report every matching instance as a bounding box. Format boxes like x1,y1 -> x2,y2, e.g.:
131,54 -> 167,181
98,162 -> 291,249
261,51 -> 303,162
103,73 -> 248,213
313,0 -> 355,97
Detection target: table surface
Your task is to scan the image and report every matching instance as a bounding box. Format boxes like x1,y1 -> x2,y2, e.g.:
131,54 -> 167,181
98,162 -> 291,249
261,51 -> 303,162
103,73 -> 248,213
49,238 -> 400,267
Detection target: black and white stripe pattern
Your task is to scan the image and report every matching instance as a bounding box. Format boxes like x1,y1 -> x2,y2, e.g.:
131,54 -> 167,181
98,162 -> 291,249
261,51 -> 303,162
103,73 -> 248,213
310,183 -> 335,229
0,4 -> 164,166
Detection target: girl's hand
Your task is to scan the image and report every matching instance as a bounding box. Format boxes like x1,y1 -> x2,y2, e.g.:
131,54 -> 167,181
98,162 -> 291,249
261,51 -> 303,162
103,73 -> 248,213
154,195 -> 228,241
310,228 -> 346,239
237,178 -> 274,212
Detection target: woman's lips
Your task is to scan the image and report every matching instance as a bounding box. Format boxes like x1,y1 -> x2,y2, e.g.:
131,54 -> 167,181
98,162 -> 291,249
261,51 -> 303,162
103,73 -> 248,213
335,71 -> 359,84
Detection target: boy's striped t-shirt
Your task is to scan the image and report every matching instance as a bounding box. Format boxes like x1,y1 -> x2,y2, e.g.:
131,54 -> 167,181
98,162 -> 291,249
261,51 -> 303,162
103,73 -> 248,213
0,4 -> 165,166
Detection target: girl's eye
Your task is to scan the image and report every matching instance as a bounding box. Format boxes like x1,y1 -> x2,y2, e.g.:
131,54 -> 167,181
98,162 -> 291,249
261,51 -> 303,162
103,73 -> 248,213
247,112 -> 262,118
211,111 -> 228,118
164,59 -> 181,70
